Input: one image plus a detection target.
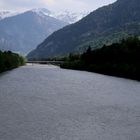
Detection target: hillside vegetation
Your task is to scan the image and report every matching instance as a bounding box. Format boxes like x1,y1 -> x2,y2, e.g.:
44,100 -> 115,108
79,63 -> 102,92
61,37 -> 140,80
0,51 -> 25,73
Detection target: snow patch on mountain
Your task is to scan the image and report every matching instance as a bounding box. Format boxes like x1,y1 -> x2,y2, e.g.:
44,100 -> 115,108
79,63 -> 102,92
31,8 -> 52,17
53,10 -> 89,23
31,8 -> 89,23
0,11 -> 19,20
0,8 -> 89,23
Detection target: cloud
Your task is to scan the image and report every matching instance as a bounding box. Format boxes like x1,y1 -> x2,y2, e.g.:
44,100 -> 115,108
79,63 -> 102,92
0,0 -> 116,12
47,0 -> 90,12
43,0 -> 55,4
0,0 -> 47,11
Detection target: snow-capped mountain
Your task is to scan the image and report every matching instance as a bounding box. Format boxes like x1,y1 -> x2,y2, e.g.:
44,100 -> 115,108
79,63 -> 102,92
28,0 -> 140,59
31,8 -> 52,17
53,11 -> 89,24
0,9 -> 67,55
30,8 -> 89,23
0,8 -> 89,23
0,8 -> 89,55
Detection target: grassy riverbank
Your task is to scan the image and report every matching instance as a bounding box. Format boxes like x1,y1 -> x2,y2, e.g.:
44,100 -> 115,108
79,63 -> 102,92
61,37 -> 140,81
0,51 -> 26,73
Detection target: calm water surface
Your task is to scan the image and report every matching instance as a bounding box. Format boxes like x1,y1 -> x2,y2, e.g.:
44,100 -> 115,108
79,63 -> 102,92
0,64 -> 140,140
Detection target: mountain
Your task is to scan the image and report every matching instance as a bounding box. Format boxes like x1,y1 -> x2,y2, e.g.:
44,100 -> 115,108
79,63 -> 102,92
0,9 -> 67,55
53,11 -> 89,24
31,8 -> 89,23
27,0 -> 140,60
31,8 -> 52,17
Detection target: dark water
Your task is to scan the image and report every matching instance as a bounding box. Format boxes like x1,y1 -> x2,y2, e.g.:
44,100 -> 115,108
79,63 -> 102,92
0,64 -> 140,140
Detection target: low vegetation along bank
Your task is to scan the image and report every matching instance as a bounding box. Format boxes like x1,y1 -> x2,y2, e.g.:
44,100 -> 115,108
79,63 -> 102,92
60,37 -> 140,81
0,51 -> 25,73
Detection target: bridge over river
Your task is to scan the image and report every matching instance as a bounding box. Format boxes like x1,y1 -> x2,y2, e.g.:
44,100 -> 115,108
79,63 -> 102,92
0,64 -> 140,140
28,60 -> 64,65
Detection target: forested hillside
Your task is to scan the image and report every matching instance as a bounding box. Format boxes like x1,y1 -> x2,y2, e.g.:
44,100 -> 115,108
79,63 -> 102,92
61,37 -> 140,80
0,51 -> 25,73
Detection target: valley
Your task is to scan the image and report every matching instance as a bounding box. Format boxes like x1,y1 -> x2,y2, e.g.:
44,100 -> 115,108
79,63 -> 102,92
0,0 -> 140,139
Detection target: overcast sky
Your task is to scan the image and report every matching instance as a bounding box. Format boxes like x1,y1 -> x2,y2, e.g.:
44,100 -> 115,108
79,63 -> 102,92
0,0 -> 117,12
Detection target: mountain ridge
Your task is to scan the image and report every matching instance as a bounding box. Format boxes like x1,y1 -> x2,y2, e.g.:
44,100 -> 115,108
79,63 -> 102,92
27,0 -> 140,59
0,9 -> 67,54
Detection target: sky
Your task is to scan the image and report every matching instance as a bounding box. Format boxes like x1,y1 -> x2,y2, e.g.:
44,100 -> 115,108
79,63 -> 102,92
0,0 -> 117,13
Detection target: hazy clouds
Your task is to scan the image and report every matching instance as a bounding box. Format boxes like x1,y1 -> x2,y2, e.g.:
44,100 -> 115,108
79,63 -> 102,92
0,0 -> 116,12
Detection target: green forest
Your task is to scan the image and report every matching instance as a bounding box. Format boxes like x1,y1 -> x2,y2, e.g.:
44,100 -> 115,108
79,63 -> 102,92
61,37 -> 140,80
0,51 -> 25,73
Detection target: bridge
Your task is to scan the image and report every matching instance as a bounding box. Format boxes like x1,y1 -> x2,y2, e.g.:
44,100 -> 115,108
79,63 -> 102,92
27,61 -> 64,66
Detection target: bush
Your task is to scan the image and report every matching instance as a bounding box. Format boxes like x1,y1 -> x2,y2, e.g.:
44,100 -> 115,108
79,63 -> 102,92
0,51 -> 26,73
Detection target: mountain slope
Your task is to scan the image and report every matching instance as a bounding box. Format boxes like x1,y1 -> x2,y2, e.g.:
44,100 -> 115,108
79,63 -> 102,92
0,10 -> 67,54
27,0 -> 140,59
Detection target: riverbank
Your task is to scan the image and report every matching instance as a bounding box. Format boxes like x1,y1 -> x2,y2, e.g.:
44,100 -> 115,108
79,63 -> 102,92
60,37 -> 140,81
0,51 -> 26,73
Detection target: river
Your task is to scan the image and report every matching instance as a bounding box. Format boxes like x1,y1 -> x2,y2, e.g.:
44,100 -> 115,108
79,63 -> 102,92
0,64 -> 140,140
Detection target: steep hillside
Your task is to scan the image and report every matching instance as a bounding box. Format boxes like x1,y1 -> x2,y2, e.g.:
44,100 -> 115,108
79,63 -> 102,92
27,0 -> 140,59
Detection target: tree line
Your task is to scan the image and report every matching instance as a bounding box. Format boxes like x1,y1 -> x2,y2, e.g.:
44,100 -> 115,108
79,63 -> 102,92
0,51 -> 25,73
61,36 -> 140,81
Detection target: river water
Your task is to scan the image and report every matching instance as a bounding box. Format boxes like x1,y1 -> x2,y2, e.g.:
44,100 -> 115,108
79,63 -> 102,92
0,64 -> 140,140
